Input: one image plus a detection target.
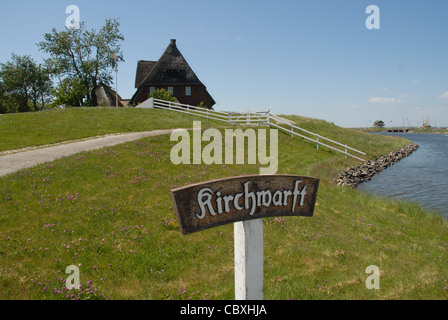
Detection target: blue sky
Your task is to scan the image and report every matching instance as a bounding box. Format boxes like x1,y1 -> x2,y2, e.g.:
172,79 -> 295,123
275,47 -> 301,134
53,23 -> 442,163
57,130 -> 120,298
1,0 -> 447,127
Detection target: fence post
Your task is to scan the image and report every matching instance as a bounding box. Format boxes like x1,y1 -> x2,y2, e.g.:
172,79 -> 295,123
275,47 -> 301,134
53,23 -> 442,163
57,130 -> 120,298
267,113 -> 270,127
291,126 -> 294,139
345,145 -> 348,158
316,135 -> 319,150
229,112 -> 232,125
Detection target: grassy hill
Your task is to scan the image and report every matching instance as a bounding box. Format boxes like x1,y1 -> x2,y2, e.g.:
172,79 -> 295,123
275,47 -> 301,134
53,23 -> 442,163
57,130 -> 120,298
0,108 -> 447,300
0,107 -> 226,152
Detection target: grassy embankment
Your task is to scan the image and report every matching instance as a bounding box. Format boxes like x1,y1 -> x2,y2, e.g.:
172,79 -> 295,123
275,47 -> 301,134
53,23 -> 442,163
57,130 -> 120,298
0,109 -> 447,300
0,107 -> 227,153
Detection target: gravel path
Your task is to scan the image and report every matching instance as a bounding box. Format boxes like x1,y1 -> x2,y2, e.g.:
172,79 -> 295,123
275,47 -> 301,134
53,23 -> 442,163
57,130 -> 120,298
0,129 -> 174,177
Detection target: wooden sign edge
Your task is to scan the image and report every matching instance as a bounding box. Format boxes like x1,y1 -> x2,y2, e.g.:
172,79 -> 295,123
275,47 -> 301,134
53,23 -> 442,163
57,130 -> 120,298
171,174 -> 320,236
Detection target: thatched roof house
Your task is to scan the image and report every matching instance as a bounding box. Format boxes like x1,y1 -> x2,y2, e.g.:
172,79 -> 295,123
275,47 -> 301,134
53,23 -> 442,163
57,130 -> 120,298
130,40 -> 216,108
96,85 -> 124,107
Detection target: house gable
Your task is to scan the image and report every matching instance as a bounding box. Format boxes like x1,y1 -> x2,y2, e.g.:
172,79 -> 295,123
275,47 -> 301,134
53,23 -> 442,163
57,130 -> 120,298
131,40 -> 216,108
140,40 -> 202,86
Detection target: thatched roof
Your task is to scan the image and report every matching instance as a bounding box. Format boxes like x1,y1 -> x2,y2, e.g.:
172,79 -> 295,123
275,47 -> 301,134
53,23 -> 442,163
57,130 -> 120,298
137,40 -> 205,87
96,85 -> 124,107
134,60 -> 157,89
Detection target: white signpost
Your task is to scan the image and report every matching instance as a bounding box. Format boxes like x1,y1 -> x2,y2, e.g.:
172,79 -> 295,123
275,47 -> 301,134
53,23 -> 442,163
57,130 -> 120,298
234,219 -> 264,300
171,175 -> 319,300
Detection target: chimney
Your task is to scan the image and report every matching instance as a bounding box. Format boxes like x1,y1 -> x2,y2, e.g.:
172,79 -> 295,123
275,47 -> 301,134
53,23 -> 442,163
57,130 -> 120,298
171,39 -> 176,45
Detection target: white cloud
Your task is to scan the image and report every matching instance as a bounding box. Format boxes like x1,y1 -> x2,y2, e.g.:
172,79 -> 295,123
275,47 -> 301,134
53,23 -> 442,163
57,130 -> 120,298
437,91 -> 448,100
369,97 -> 403,104
411,80 -> 422,83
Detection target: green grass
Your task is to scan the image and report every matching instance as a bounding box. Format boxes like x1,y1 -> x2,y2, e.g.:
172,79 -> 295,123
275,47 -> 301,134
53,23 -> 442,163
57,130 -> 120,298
0,107 -> 226,152
0,110 -> 447,300
280,114 -> 410,160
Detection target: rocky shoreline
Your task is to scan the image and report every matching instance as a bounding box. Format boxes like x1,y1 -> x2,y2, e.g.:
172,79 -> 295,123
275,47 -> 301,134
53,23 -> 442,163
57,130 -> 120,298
337,143 -> 419,188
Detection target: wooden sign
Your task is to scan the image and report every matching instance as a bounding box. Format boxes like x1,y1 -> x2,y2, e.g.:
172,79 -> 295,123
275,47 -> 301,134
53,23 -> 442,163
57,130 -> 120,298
171,175 -> 319,235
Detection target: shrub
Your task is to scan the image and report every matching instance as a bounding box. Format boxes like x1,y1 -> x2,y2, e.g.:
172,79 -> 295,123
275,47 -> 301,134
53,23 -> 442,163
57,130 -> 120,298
149,89 -> 176,102
197,101 -> 207,109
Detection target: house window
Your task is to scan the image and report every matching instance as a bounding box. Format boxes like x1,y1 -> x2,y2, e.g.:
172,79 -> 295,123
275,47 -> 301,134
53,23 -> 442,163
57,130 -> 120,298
168,87 -> 174,95
185,86 -> 191,96
150,87 -> 156,94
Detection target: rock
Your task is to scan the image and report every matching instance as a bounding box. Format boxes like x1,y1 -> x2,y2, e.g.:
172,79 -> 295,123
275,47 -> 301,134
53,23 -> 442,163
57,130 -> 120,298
336,143 -> 419,188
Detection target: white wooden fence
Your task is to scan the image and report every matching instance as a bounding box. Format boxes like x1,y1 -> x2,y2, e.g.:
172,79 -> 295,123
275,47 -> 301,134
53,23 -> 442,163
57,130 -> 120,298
150,98 -> 366,161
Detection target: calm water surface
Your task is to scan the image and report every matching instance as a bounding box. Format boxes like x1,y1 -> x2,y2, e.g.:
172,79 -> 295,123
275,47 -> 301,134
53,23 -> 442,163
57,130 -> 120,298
358,133 -> 448,218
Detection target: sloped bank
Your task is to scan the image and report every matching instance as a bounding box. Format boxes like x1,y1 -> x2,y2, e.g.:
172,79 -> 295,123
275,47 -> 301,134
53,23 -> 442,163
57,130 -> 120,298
337,143 -> 419,188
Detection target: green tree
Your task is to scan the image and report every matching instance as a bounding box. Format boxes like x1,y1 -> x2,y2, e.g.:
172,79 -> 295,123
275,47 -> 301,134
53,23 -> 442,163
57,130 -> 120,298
149,88 -> 176,102
0,80 -> 6,114
29,64 -> 53,111
38,19 -> 124,106
0,54 -> 32,112
0,54 -> 52,113
51,78 -> 89,107
374,120 -> 385,128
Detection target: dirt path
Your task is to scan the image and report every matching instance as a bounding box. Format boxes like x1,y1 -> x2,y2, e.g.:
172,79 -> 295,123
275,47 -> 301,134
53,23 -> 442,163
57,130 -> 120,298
0,129 -> 174,177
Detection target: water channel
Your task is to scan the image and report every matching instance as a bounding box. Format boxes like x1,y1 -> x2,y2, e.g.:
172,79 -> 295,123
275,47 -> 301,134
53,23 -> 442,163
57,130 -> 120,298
358,133 -> 448,218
